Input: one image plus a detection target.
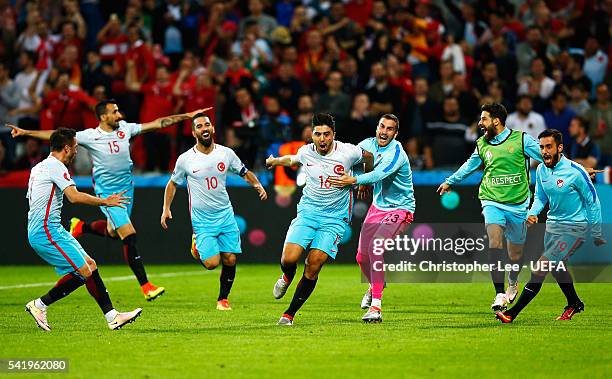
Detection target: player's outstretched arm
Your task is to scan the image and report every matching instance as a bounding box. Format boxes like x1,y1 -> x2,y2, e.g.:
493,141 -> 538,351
140,107 -> 213,134
437,149 -> 483,195
161,180 -> 177,229
265,154 -> 300,169
64,186 -> 130,208
7,124 -> 53,140
243,171 -> 268,200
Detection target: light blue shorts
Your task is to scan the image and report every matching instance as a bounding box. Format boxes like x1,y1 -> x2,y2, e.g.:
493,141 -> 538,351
543,227 -> 586,263
482,205 -> 527,244
97,186 -> 134,230
284,211 -> 347,259
28,225 -> 88,275
191,208 -> 242,261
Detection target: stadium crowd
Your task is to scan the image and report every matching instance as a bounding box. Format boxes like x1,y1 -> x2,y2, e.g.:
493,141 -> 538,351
0,0 -> 611,177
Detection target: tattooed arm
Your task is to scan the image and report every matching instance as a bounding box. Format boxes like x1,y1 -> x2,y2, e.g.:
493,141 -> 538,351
139,107 -> 213,134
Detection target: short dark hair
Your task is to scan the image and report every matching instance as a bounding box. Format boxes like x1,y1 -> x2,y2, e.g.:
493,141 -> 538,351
481,103 -> 508,125
312,113 -> 335,131
573,116 -> 589,133
538,128 -> 563,146
191,112 -> 210,129
381,113 -> 399,129
95,99 -> 118,120
50,128 -> 76,152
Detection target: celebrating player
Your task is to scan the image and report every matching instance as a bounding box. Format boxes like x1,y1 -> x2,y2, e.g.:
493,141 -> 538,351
24,128 -> 142,331
9,100 -> 211,301
328,114 -> 415,323
266,113 -> 374,326
496,129 -> 605,323
437,103 -> 543,311
161,113 -> 267,310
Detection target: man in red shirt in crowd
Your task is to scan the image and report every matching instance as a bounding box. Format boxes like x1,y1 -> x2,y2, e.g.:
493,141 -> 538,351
126,61 -> 177,171
39,72 -> 96,131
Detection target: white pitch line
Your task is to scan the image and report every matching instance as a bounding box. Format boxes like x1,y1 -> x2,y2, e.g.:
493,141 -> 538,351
0,270 -> 207,290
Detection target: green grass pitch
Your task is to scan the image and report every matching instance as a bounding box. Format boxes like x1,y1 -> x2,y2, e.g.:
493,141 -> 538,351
1,264 -> 611,378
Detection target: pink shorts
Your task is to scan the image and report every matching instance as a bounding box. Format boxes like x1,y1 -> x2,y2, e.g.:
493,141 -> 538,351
358,205 -> 414,256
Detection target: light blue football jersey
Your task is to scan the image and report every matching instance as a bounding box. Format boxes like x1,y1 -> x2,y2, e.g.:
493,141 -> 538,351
356,138 -> 415,212
171,144 -> 247,217
26,155 -> 76,232
296,141 -> 364,220
76,121 -> 141,193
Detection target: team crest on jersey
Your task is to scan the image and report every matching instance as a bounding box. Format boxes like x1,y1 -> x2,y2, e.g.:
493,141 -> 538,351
333,164 -> 345,175
64,172 -> 71,181
557,179 -> 564,188
485,151 -> 493,163
217,162 -> 226,172
117,131 -> 125,139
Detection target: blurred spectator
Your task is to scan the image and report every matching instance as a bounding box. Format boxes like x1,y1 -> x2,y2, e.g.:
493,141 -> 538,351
39,71 -> 96,131
429,59 -> 455,104
12,51 -> 41,130
568,116 -> 600,169
153,0 -> 186,67
518,57 -> 555,101
404,137 -> 433,171
296,29 -> 325,90
338,56 -> 363,96
315,71 -> 351,121
489,36 -> 518,98
562,53 -> 592,96
568,83 -> 591,117
405,77 -> 437,138
426,96 -> 472,167
0,138 -> 12,172
295,94 -> 314,128
96,13 -> 128,63
269,61 -> 302,112
0,61 -> 18,163
365,62 -> 401,117
239,0 -> 278,40
338,93 -> 375,145
0,61 -> 19,124
516,26 -> 545,79
227,87 -> 260,167
322,1 -> 361,52
260,96 -> 292,144
472,61 -> 501,100
506,95 -> 546,140
82,51 -> 111,96
450,72 -> 479,122
14,137 -> 44,170
126,63 -> 176,171
588,83 -> 612,166
543,90 -> 576,148
583,36 -> 609,96
52,21 -> 84,63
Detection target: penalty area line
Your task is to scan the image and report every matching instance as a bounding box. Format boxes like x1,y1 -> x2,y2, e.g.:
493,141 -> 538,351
0,270 -> 207,290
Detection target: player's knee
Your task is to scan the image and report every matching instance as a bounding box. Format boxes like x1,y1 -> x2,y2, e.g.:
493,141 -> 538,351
203,257 -> 220,270
488,238 -> 503,249
508,251 -> 522,262
78,265 -> 93,278
87,259 -> 97,271
222,254 -> 236,266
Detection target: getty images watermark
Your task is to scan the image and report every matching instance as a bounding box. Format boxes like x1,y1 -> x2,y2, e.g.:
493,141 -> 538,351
359,223 -> 612,283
